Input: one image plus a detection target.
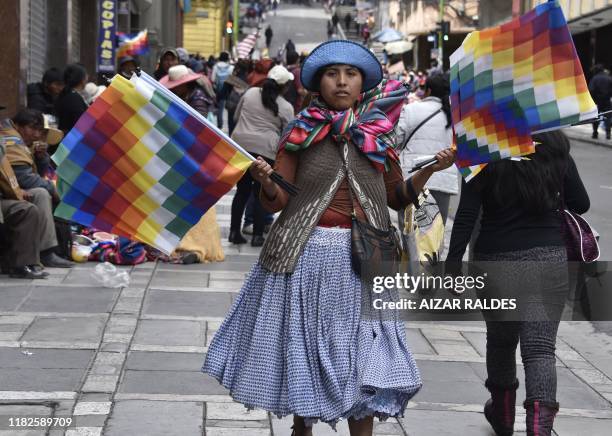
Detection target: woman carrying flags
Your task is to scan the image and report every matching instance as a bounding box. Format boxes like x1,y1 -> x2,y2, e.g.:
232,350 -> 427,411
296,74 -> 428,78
202,40 -> 455,435
447,131 -> 590,435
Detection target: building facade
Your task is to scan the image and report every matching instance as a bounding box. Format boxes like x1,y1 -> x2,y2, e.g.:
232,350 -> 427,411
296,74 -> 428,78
378,0 -> 479,71
0,0 -> 184,117
183,0 -> 228,58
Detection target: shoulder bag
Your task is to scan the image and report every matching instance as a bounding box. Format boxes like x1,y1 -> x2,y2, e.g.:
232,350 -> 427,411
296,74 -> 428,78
558,164 -> 600,263
347,182 -> 401,277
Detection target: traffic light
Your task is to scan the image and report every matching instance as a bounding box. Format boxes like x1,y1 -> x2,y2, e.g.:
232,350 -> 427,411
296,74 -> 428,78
436,20 -> 450,41
226,21 -> 233,34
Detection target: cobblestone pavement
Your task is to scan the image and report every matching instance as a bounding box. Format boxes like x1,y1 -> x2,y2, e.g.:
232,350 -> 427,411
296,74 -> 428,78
1,187 -> 612,435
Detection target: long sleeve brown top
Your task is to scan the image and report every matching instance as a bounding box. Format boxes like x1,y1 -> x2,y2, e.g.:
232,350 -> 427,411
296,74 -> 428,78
260,148 -> 416,226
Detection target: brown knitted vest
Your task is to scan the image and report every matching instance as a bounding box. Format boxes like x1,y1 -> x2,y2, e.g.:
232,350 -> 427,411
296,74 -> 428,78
259,137 -> 391,273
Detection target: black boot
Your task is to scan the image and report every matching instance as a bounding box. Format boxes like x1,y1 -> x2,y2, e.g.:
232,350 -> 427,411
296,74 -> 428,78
228,230 -> 247,244
524,400 -> 559,436
484,379 -> 519,436
251,235 -> 265,247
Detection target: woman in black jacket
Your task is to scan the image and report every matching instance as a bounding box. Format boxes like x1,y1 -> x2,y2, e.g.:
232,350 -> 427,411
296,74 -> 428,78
447,131 -> 590,436
55,64 -> 89,135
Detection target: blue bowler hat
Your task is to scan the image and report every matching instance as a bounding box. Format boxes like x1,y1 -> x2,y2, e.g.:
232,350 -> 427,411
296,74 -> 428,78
300,40 -> 383,92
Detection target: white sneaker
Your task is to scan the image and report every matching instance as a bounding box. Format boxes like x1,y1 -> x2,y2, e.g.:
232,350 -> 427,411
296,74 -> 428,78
242,224 -> 253,235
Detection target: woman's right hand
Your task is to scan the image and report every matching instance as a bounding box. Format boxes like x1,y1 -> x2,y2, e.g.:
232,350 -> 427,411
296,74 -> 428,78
429,148 -> 456,173
250,157 -> 274,187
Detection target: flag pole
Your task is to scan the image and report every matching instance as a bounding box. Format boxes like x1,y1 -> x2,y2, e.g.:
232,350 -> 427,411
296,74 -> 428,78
408,110 -> 612,173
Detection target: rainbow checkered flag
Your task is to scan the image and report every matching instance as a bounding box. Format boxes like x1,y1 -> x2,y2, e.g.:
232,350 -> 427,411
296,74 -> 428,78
116,29 -> 149,58
450,0 -> 597,180
52,72 -> 252,254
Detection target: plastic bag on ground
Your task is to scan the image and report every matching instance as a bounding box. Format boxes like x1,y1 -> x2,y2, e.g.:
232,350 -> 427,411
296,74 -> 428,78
91,262 -> 131,288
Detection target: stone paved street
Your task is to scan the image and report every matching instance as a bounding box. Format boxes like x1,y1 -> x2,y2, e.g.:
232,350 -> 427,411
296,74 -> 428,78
1,183 -> 612,435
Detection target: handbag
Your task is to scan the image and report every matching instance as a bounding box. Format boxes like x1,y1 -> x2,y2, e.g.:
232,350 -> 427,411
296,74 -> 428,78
347,183 -> 401,276
561,208 -> 600,263
400,188 -> 445,271
558,163 -> 600,263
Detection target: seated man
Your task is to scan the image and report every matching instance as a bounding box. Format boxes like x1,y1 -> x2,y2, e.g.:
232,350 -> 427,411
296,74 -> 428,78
3,109 -> 61,202
0,108 -> 73,268
0,134 -> 48,279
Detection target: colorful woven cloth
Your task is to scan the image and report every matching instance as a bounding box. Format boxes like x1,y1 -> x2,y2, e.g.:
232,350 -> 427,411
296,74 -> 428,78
450,0 -> 597,180
116,29 -> 149,59
52,72 -> 251,254
281,79 -> 407,172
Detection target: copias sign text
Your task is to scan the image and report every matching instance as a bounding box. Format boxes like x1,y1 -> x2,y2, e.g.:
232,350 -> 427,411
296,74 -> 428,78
97,0 -> 118,72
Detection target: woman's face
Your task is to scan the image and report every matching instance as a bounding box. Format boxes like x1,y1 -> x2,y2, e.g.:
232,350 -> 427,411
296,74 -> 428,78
162,53 -> 179,73
76,74 -> 89,91
318,64 -> 363,111
172,83 -> 190,100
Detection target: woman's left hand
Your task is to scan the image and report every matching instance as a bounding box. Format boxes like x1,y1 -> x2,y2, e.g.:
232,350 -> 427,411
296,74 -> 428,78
429,148 -> 456,172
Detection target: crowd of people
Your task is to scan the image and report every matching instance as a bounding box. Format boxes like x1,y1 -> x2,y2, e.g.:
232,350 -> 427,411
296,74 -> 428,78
0,31 -> 314,277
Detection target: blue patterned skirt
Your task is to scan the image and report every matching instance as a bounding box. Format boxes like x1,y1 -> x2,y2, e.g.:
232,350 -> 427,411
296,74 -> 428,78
202,227 -> 422,427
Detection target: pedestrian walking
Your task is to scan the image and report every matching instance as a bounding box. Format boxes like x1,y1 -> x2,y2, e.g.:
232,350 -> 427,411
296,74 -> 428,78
203,40 -> 456,435
447,130 -> 590,436
247,58 -> 274,87
285,38 -> 296,57
227,65 -> 294,247
332,11 -> 339,29
396,73 -> 458,224
153,48 -> 179,80
272,0 -> 279,16
160,65 -> 225,263
588,64 -> 612,140
161,65 -> 216,118
218,59 -> 250,136
211,52 -> 234,129
283,50 -> 306,114
265,25 -> 274,49
327,20 -> 334,39
344,12 -> 352,32
362,24 -> 371,45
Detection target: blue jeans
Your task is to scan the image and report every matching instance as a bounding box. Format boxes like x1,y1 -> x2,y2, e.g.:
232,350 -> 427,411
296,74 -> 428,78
217,99 -> 226,129
243,193 -> 274,227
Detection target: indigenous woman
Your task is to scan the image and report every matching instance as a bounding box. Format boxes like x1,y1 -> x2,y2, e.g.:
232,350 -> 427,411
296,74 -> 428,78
203,40 -> 455,435
160,65 -> 224,263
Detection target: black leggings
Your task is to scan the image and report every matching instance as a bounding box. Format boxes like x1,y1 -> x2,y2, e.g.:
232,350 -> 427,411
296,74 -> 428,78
230,154 -> 274,237
475,246 -> 568,402
486,320 -> 560,402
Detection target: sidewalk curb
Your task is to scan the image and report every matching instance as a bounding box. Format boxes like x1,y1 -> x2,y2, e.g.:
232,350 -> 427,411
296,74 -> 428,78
564,131 -> 612,150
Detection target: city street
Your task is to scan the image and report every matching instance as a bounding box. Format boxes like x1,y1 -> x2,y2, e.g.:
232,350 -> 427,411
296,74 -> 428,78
262,3 -> 329,56
1,2 -> 612,436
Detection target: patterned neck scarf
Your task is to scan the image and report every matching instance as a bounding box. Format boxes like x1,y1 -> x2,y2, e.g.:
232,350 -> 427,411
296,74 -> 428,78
281,79 -> 408,172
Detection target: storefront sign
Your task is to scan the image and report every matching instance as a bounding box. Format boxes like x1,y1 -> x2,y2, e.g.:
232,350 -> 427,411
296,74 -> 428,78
97,0 -> 117,72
